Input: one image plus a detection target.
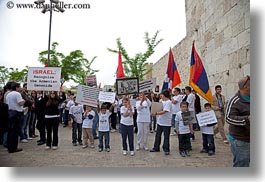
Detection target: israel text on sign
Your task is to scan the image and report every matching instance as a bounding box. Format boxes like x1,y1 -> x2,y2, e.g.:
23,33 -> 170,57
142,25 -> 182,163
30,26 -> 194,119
98,91 -> 116,103
196,110 -> 218,127
27,67 -> 61,91
139,78 -> 156,92
76,85 -> 99,107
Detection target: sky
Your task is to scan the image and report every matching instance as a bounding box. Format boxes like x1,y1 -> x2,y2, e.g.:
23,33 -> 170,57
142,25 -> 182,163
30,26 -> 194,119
0,0 -> 186,88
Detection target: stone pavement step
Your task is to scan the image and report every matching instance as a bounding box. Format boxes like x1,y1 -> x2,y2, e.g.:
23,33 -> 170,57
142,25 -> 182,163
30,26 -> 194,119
0,124 -> 232,167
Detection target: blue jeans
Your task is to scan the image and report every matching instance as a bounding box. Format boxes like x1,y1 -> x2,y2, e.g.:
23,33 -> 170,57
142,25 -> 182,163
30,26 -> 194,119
20,111 -> 30,140
92,111 -> 99,137
120,124 -> 134,151
63,110 -> 69,126
98,131 -> 110,149
150,115 -> 157,131
202,133 -> 215,152
229,138 -> 250,167
171,114 -> 176,127
72,122 -> 82,143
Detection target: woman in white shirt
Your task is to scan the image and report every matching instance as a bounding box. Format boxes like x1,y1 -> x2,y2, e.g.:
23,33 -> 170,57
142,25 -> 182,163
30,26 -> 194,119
136,93 -> 151,151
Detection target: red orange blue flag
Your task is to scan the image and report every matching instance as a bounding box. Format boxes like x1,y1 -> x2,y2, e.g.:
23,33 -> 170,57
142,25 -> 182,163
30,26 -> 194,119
189,41 -> 213,104
162,48 -> 181,92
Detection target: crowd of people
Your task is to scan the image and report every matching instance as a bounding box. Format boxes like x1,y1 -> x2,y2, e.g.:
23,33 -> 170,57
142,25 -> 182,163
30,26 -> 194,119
0,75 -> 250,167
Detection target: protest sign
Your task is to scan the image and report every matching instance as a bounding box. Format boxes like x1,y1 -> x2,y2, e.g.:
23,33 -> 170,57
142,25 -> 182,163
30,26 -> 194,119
27,67 -> 61,91
76,85 -> 99,107
86,75 -> 97,87
98,91 -> 116,103
116,77 -> 139,95
196,110 -> 218,126
151,102 -> 163,113
139,78 -> 156,92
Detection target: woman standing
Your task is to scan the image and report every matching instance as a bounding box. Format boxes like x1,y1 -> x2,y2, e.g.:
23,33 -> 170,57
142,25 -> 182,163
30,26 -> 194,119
136,93 -> 151,151
44,91 -> 66,150
28,90 -> 38,139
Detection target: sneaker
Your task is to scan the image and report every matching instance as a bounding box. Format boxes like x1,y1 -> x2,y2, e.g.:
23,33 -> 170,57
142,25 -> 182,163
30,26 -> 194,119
21,139 -> 28,143
73,143 -> 77,146
130,151 -> 134,156
123,150 -> 127,155
143,147 -> 149,151
98,148 -> 103,152
164,152 -> 170,155
106,148 -> 110,152
79,142 -> 83,146
90,145 -> 95,149
27,137 -> 33,140
136,144 -> 140,151
94,136 -> 99,140
180,151 -> 186,157
52,146 -> 58,150
223,140 -> 229,144
37,141 -> 45,146
185,150 -> 191,157
208,151 -> 215,156
82,145 -> 88,149
200,149 -> 208,153
8,148 -> 23,153
45,146 -> 51,150
150,148 -> 159,152
170,132 -> 176,136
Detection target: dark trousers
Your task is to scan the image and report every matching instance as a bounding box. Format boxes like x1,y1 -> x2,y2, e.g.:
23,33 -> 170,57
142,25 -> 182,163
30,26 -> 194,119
133,111 -> 138,133
202,133 -> 215,152
63,110 -> 69,126
178,133 -> 191,152
153,124 -> 171,152
28,111 -> 37,137
120,124 -> 134,151
7,111 -> 23,152
36,115 -> 46,142
92,111 -> 99,137
72,122 -> 82,143
110,112 -> 117,130
45,117 -> 60,147
98,131 -> 110,149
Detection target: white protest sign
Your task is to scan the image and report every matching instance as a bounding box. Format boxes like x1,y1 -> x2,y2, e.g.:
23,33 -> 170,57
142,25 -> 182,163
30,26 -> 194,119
98,91 -> 116,103
76,85 -> 99,107
27,67 -> 61,91
151,102 -> 163,113
139,78 -> 156,92
196,110 -> 218,127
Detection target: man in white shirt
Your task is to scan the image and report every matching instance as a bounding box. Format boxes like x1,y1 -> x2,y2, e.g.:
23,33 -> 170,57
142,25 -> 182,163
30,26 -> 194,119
6,82 -> 25,153
171,88 -> 182,135
185,86 -> 196,141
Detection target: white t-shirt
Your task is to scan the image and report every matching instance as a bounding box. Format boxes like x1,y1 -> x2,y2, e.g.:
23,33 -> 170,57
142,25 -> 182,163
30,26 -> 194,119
69,104 -> 84,124
157,100 -> 172,126
201,126 -> 214,135
6,91 -> 24,112
186,93 -> 195,111
66,100 -> 75,109
171,95 -> 182,114
136,99 -> 151,123
175,111 -> 191,134
98,110 -> 112,132
82,110 -> 95,128
120,106 -> 135,126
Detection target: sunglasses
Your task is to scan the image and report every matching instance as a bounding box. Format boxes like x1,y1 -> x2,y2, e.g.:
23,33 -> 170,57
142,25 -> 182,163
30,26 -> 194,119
242,75 -> 250,88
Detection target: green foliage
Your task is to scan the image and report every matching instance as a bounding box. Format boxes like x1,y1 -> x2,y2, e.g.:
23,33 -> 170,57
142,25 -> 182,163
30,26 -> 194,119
8,67 -> 28,83
0,66 -> 10,85
107,30 -> 163,80
38,42 -> 98,85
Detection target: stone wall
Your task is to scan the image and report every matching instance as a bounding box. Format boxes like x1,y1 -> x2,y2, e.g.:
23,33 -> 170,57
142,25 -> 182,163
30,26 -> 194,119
152,0 -> 250,100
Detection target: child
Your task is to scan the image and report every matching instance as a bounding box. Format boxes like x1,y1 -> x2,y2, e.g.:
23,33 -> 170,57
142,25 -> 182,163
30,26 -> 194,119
175,101 -> 194,157
120,97 -> 135,156
200,103 -> 216,156
69,97 -> 84,146
98,103 -> 114,152
82,105 -> 95,149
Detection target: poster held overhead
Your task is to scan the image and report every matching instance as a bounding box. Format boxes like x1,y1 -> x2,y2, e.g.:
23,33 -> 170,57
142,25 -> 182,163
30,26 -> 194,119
76,85 -> 99,107
116,77 -> 139,96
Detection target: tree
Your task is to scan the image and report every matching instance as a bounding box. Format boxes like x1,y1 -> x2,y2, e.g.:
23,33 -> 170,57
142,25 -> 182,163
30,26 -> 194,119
38,42 -> 98,86
0,66 -> 10,86
107,30 -> 163,80
8,67 -> 28,83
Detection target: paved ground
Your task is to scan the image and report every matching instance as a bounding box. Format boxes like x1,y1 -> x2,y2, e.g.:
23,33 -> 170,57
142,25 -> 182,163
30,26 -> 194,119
0,124 -> 232,167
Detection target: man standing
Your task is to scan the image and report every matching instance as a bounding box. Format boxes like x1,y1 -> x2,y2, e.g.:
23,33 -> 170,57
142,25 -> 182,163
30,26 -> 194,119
212,85 -> 229,144
6,82 -> 25,153
185,86 -> 195,141
226,76 -> 250,167
171,88 -> 182,135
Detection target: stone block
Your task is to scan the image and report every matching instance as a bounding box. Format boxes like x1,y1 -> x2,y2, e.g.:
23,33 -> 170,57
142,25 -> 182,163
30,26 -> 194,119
237,29 -> 250,49
243,64 -> 250,76
232,18 -> 245,37
224,26 -> 232,40
204,31 -> 212,43
214,32 -> 224,48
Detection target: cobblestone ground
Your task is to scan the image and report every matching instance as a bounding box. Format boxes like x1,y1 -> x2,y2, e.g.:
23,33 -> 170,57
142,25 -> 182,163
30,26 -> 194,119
0,124 -> 232,167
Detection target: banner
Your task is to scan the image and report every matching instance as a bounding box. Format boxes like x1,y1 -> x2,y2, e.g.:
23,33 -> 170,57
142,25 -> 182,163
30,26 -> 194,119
76,85 -> 99,107
196,110 -> 218,127
27,67 -> 61,91
98,91 -> 116,103
139,78 -> 156,92
86,75 -> 97,87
